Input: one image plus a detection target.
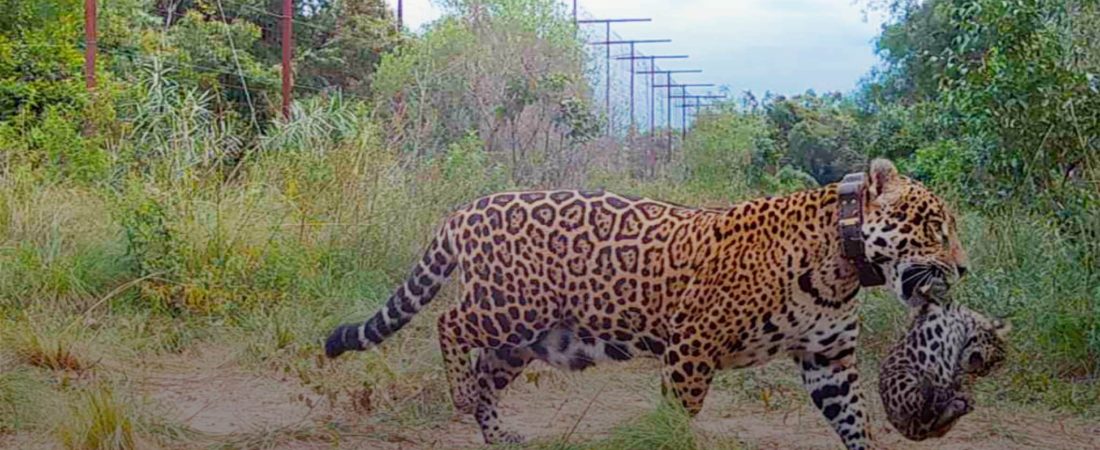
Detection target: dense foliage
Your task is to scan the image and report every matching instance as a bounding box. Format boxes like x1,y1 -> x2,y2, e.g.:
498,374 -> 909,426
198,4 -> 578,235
864,0 -> 1098,219
690,0 -> 1098,259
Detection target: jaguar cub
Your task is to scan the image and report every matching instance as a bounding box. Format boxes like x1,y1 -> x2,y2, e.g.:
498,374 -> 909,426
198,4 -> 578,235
878,284 -> 1009,441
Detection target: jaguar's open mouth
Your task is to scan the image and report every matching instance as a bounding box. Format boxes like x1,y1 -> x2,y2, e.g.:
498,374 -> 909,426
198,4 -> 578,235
901,265 -> 948,305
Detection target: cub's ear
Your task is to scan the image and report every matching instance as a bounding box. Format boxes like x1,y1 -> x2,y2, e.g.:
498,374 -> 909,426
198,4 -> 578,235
964,351 -> 985,373
992,317 -> 1012,338
867,158 -> 900,204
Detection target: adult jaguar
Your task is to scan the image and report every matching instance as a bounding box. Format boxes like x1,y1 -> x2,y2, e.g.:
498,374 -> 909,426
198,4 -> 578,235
325,159 -> 969,449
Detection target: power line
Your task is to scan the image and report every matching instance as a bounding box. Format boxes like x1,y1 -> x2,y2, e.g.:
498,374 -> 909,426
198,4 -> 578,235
578,17 -> 666,136
98,46 -> 329,94
228,1 -> 394,35
216,0 -> 259,126
81,0 -> 723,146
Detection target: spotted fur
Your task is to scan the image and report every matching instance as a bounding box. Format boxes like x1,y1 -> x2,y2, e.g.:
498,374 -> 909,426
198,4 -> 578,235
325,159 -> 968,449
878,287 -> 1009,441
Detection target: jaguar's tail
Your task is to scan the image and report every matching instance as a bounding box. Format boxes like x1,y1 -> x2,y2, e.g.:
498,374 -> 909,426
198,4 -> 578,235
325,226 -> 457,358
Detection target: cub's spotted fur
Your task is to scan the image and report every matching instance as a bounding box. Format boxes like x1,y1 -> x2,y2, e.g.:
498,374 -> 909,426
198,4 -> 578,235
325,159 -> 969,450
879,284 -> 1009,441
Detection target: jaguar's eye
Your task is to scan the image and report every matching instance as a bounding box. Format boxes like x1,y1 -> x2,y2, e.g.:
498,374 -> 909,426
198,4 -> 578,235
925,219 -> 948,246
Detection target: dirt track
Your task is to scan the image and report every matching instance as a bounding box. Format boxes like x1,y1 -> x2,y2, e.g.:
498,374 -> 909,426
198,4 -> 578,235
137,351 -> 1098,450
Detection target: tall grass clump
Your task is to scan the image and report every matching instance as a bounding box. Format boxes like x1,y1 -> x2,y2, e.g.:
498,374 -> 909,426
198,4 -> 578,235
6,326 -> 87,373
4,48 -> 519,321
954,211 -> 1098,411
957,212 -> 1098,372
89,78 -> 513,319
0,173 -> 129,311
57,385 -> 137,450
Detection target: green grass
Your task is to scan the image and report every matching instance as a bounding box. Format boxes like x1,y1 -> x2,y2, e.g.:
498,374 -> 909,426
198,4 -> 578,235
955,212 -> 1098,377
0,180 -> 130,311
522,402 -> 741,450
1,164 -> 1096,449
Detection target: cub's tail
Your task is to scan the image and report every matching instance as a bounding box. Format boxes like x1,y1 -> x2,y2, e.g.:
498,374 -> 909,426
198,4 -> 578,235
325,227 -> 456,358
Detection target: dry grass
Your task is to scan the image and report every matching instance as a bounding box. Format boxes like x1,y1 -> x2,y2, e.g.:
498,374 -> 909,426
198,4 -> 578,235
56,385 -> 137,450
11,331 -> 87,373
0,365 -> 56,434
2,316 -> 90,373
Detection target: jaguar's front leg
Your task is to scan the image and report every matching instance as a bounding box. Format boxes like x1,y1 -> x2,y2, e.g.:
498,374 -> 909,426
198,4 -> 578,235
794,343 -> 874,450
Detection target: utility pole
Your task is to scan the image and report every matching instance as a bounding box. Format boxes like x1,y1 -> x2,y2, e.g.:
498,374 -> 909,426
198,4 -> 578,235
679,85 -> 687,141
281,0 -> 293,119
615,55 -> 687,173
636,68 -> 702,158
657,83 -> 715,139
397,0 -> 403,30
619,55 -> 688,133
601,40 -> 671,133
84,0 -> 96,90
673,94 -> 726,135
688,95 -> 723,123
578,18 -> 652,136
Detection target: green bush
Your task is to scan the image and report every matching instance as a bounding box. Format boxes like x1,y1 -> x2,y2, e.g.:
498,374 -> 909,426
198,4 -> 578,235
681,112 -> 762,199
439,130 -> 510,202
907,139 -> 973,190
864,0 -> 1099,216
0,0 -> 86,122
370,0 -> 591,183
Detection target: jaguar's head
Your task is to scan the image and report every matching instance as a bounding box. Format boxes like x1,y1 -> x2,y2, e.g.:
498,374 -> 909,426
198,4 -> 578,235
860,159 -> 969,307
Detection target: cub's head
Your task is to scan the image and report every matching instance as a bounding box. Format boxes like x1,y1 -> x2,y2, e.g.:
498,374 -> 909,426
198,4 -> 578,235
959,310 -> 1010,376
860,159 -> 969,307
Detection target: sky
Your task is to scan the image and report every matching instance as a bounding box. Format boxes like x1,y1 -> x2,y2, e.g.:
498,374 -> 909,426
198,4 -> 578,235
388,0 -> 888,96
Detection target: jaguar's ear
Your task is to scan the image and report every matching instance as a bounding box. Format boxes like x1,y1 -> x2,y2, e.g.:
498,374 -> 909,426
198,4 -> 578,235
867,158 -> 900,204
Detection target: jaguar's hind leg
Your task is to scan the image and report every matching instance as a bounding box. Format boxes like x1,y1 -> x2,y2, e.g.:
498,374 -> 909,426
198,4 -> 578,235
438,311 -> 477,415
473,346 -> 534,444
929,391 -> 972,438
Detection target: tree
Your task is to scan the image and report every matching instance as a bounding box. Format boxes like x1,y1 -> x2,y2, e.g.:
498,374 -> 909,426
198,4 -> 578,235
763,92 -> 865,184
0,0 -> 86,122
